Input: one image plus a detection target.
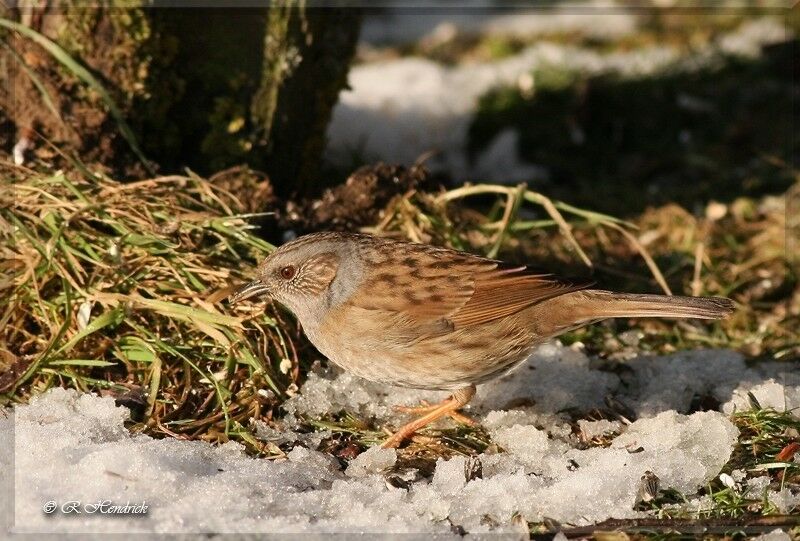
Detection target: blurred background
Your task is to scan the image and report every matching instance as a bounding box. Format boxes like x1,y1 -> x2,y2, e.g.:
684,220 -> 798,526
3,2 -> 797,215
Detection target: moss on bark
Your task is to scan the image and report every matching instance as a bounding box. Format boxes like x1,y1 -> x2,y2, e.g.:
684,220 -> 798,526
250,2 -> 362,198
4,3 -> 360,194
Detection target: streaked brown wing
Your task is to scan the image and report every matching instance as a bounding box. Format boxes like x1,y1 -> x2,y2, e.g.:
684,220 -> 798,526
348,238 -> 590,331
349,242 -> 491,322
449,265 -> 591,327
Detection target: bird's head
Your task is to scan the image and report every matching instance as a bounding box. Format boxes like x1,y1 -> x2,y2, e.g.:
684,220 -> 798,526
229,232 -> 363,326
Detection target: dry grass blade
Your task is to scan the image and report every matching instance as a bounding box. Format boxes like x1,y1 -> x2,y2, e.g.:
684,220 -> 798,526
0,162 -> 299,455
487,184 -> 526,259
434,184 -> 658,280
605,222 -> 673,296
524,190 -> 593,268
692,241 -> 705,297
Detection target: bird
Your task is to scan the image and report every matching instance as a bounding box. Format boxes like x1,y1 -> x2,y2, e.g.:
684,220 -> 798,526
230,231 -> 734,448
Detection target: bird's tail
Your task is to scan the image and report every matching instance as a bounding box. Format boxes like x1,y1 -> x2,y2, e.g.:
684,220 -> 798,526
573,290 -> 734,320
529,289 -> 734,338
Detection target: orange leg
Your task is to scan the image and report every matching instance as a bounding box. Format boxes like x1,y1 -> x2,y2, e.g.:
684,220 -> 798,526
383,385 -> 477,449
394,400 -> 477,426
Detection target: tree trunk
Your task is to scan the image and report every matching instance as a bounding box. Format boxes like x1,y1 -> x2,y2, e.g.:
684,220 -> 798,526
2,2 -> 361,196
251,3 -> 362,198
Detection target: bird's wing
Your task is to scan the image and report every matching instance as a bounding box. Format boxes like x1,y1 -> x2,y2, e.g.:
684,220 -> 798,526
349,242 -> 485,323
348,240 -> 590,331
449,264 -> 591,328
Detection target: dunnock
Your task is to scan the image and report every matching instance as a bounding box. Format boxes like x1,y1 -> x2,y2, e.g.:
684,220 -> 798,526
231,232 -> 734,448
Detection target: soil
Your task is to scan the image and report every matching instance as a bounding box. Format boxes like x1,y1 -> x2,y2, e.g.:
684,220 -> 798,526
265,162 -> 435,241
201,162 -> 436,246
208,166 -> 277,215
2,13 -> 153,178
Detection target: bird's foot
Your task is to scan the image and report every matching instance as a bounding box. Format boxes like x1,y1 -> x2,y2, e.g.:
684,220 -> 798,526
382,386 -> 477,449
393,399 -> 476,426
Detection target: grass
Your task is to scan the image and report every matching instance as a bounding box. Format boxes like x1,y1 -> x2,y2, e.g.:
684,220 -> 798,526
576,404 -> 800,538
0,160 -> 309,455
519,404 -> 800,538
638,404 -> 800,520
308,412 -> 495,465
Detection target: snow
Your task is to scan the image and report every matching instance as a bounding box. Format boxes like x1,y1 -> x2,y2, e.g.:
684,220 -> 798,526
754,530 -> 794,541
359,4 -> 638,47
345,447 -> 397,479
723,379 -> 800,414
4,343 -> 798,536
284,342 -> 799,423
578,419 -> 622,439
327,17 -> 790,183
326,44 -> 682,180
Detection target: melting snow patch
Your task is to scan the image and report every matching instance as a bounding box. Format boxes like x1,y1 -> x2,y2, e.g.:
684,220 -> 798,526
327,17 -> 790,184
359,6 -> 638,47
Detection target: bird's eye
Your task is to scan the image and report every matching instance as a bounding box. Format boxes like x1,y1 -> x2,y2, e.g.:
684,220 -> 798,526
279,265 -> 296,280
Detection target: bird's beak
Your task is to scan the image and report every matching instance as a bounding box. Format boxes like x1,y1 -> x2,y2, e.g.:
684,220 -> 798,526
229,280 -> 271,304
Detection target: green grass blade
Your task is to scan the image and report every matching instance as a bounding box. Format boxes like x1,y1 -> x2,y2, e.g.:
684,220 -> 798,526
133,298 -> 242,328
146,350 -> 162,419
48,359 -> 117,367
55,305 -> 125,355
118,336 -> 158,363
9,278 -> 73,393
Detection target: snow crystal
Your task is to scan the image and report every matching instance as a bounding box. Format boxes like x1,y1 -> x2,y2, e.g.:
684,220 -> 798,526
613,411 -> 739,493
769,489 -> 800,515
434,408 -> 738,527
723,378 -> 800,414
345,447 -> 397,478
741,473 -> 800,520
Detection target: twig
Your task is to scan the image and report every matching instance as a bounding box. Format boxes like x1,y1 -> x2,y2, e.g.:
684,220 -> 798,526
692,241 -> 705,297
536,515 -> 800,539
606,222 -> 672,295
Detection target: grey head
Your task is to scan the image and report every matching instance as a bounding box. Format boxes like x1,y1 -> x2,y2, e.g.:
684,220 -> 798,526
229,232 -> 365,330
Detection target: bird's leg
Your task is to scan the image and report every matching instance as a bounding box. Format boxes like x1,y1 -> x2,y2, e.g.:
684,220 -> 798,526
383,385 -> 477,448
393,400 -> 435,414
393,400 -> 477,426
